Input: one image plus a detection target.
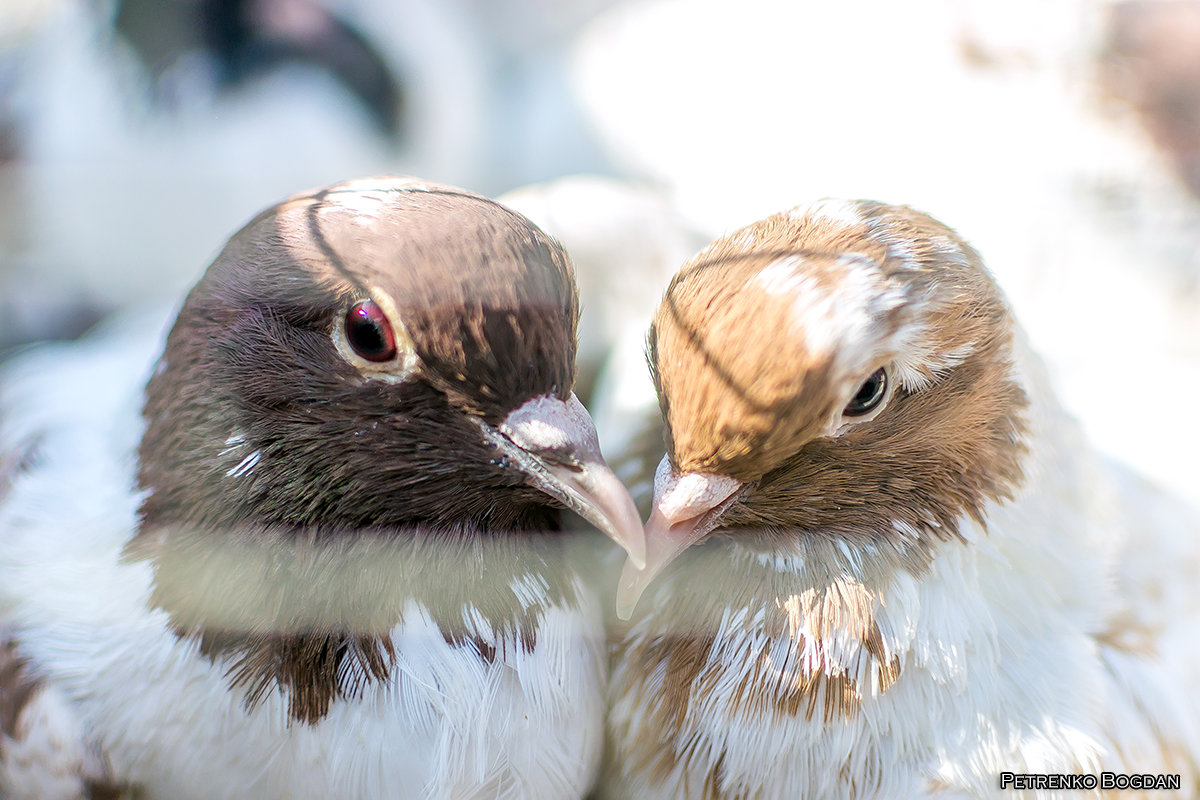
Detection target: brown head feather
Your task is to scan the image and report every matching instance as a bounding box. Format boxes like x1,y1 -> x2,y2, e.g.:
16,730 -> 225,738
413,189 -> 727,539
139,177 -> 578,534
131,177 -> 585,723
650,200 -> 1028,547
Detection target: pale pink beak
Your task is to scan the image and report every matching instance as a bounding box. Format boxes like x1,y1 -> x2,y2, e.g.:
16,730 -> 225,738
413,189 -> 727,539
478,394 -> 646,568
615,457 -> 744,619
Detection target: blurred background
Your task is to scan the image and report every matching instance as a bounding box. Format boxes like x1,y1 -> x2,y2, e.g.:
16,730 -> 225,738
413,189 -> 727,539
0,0 -> 1197,502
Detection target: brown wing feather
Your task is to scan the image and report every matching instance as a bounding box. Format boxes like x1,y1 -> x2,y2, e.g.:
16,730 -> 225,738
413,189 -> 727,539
0,637 -> 132,799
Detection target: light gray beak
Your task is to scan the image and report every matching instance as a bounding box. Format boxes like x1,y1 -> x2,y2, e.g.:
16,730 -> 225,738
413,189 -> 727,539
478,393 -> 646,568
616,456 -> 744,619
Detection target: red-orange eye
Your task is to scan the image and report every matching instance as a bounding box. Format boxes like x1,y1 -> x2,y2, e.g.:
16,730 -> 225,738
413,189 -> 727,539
345,300 -> 397,362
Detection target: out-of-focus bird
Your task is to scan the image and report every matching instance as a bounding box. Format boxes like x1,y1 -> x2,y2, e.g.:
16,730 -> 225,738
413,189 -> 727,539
112,0 -> 406,139
602,199 -> 1200,798
499,176 -> 709,395
0,176 -> 644,800
498,177 -> 712,503
1103,0 -> 1200,202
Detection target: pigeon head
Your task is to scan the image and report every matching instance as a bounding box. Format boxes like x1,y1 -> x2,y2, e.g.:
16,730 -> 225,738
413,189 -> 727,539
137,176 -> 643,561
619,200 -> 1028,616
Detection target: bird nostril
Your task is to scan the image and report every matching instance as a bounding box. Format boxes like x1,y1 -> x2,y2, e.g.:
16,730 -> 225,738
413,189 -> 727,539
538,447 -> 583,472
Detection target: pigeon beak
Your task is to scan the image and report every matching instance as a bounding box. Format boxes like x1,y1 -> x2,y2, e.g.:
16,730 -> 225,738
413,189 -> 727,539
479,394 -> 646,569
615,458 -> 744,620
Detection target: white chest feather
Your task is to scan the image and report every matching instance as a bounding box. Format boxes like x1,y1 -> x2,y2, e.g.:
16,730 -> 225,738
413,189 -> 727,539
606,498 -> 1200,799
601,336 -> 1200,799
2,467 -> 605,800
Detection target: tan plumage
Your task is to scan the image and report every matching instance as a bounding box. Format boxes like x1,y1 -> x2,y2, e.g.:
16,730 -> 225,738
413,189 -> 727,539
602,199 -> 1200,799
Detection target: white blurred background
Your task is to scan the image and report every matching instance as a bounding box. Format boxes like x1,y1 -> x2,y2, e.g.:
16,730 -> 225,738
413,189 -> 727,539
0,0 -> 1197,503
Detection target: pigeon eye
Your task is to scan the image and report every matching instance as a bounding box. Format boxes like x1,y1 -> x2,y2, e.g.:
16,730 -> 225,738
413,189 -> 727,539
345,300 -> 397,362
844,368 -> 888,417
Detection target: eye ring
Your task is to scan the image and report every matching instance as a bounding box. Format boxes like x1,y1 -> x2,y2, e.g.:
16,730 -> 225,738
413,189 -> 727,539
843,367 -> 888,417
345,300 -> 398,362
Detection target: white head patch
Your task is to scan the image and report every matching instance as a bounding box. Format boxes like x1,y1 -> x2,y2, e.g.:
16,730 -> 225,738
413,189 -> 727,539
790,198 -> 866,228
749,254 -> 906,368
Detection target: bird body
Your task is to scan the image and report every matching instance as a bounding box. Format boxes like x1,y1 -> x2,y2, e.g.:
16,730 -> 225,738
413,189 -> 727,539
0,337 -> 603,798
603,200 -> 1200,799
0,177 -> 642,799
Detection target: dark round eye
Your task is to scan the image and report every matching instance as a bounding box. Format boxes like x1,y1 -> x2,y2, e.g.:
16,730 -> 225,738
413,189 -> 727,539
345,300 -> 397,362
844,368 -> 888,417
